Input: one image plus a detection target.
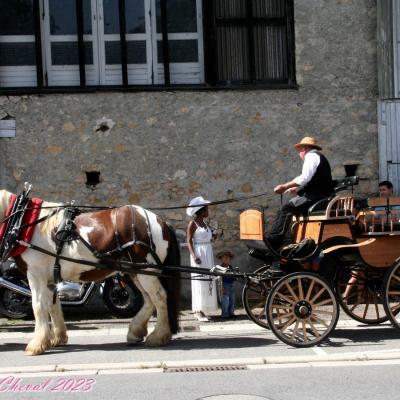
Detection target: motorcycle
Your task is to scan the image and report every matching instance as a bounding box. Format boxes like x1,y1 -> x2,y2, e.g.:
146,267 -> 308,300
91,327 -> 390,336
0,260 -> 143,319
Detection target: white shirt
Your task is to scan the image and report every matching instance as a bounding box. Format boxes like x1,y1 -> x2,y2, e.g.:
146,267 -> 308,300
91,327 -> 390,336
293,150 -> 320,186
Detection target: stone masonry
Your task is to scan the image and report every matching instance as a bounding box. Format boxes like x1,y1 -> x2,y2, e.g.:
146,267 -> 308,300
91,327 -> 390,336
0,0 -> 378,304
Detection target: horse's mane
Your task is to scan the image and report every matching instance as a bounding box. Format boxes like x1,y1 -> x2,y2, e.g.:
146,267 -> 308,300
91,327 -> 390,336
0,190 -> 67,235
0,189 -> 13,221
37,201 -> 65,236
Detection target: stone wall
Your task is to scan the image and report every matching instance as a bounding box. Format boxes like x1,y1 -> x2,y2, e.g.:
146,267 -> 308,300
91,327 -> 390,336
0,0 -> 378,305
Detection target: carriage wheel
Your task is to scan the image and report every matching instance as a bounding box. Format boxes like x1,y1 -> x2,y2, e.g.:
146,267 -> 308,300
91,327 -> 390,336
266,272 -> 339,347
383,260 -> 400,328
336,266 -> 388,324
242,266 -> 275,329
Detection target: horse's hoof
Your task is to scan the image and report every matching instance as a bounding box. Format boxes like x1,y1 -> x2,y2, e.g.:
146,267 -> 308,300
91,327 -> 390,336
127,327 -> 148,339
126,339 -> 144,347
25,339 -> 50,355
127,334 -> 144,345
25,345 -> 46,356
50,335 -> 68,347
145,334 -> 171,347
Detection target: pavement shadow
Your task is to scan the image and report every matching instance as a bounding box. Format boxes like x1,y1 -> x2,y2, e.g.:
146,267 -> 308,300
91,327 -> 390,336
0,342 -> 131,354
0,325 -> 34,333
164,335 -> 276,350
0,335 -> 275,355
324,325 -> 400,347
0,327 -> 397,354
0,342 -> 26,352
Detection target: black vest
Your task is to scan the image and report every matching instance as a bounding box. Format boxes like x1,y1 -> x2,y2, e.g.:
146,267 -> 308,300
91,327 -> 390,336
303,152 -> 334,198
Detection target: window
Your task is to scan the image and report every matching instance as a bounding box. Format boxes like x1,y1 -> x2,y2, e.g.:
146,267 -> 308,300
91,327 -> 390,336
0,0 -> 295,91
42,0 -> 203,86
203,0 -> 296,86
44,0 -> 97,86
0,0 -> 39,87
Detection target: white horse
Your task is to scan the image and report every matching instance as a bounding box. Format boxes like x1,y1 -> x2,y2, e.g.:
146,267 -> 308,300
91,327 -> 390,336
0,189 -> 180,355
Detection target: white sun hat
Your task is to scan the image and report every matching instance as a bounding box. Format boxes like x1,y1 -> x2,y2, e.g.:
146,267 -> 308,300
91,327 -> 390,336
186,196 -> 211,217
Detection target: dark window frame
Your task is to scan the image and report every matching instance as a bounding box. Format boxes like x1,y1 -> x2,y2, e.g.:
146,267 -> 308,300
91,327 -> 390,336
0,0 -> 297,94
202,0 -> 296,88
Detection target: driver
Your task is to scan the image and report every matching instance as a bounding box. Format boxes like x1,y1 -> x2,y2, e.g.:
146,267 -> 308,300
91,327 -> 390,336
266,136 -> 334,251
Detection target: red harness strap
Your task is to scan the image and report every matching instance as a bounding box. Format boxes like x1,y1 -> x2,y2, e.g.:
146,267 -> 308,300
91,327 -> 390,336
0,194 -> 43,257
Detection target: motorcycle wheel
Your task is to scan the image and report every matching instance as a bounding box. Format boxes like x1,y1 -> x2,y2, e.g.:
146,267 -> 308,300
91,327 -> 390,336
103,276 -> 143,318
0,287 -> 32,319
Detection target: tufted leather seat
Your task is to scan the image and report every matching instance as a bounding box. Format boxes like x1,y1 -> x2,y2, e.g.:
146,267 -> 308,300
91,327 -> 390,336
304,176 -> 359,218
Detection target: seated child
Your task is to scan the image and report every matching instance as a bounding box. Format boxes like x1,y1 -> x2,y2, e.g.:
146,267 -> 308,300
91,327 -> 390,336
216,250 -> 236,319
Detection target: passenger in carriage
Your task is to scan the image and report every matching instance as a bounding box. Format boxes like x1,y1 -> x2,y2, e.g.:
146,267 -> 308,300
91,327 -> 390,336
343,180 -> 396,302
373,181 -> 398,212
378,180 -> 394,197
265,136 -> 334,255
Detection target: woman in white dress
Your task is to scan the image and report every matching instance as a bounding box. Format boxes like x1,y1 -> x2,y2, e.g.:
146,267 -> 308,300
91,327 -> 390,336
186,196 -> 218,321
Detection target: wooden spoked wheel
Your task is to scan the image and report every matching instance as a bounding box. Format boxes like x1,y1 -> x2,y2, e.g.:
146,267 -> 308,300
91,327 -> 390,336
242,266 -> 275,329
336,267 -> 388,324
383,260 -> 400,328
266,272 -> 339,347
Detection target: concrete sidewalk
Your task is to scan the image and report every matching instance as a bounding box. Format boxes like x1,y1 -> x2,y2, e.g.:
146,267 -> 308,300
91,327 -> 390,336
0,309 -> 364,338
0,308 -> 254,331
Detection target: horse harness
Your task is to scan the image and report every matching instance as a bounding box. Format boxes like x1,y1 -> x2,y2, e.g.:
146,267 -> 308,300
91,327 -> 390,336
2,189 -> 229,293
50,204 -> 163,302
0,189 -> 163,303
0,186 -> 32,262
0,185 -> 58,262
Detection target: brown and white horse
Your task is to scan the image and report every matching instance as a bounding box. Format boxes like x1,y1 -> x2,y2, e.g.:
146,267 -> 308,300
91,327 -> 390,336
0,189 -> 180,355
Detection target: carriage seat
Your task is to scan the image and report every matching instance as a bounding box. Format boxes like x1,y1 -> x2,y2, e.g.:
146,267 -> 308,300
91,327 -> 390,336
357,196 -> 400,234
307,198 -> 330,215
297,176 -> 359,220
296,194 -> 356,222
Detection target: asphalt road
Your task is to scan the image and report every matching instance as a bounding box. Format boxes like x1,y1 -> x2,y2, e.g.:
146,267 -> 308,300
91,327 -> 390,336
1,361 -> 400,400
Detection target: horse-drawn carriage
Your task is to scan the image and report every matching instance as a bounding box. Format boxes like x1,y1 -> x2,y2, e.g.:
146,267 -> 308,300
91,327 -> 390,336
1,179 -> 400,355
240,176 -> 400,347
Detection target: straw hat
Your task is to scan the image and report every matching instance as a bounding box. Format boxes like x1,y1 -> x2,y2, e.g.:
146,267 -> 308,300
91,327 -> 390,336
186,196 -> 211,217
216,250 -> 235,259
294,136 -> 322,151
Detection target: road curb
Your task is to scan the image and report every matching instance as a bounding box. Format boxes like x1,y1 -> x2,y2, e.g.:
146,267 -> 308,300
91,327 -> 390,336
1,351 -> 400,377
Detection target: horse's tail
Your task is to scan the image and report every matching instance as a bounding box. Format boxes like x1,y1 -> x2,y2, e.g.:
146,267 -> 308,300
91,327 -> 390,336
160,223 -> 181,334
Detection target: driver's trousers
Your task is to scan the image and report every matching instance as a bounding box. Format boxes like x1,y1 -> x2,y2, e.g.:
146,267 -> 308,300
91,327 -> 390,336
265,195 -> 318,250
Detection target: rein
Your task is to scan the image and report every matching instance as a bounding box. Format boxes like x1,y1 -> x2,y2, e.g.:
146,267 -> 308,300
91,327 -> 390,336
1,187 -> 271,291
17,239 -> 256,282
0,190 -> 273,226
19,209 -> 59,230
148,191 -> 273,210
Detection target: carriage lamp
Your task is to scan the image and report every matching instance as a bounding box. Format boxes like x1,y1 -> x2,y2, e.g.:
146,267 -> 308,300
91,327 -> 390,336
343,163 -> 359,177
85,171 -> 101,190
